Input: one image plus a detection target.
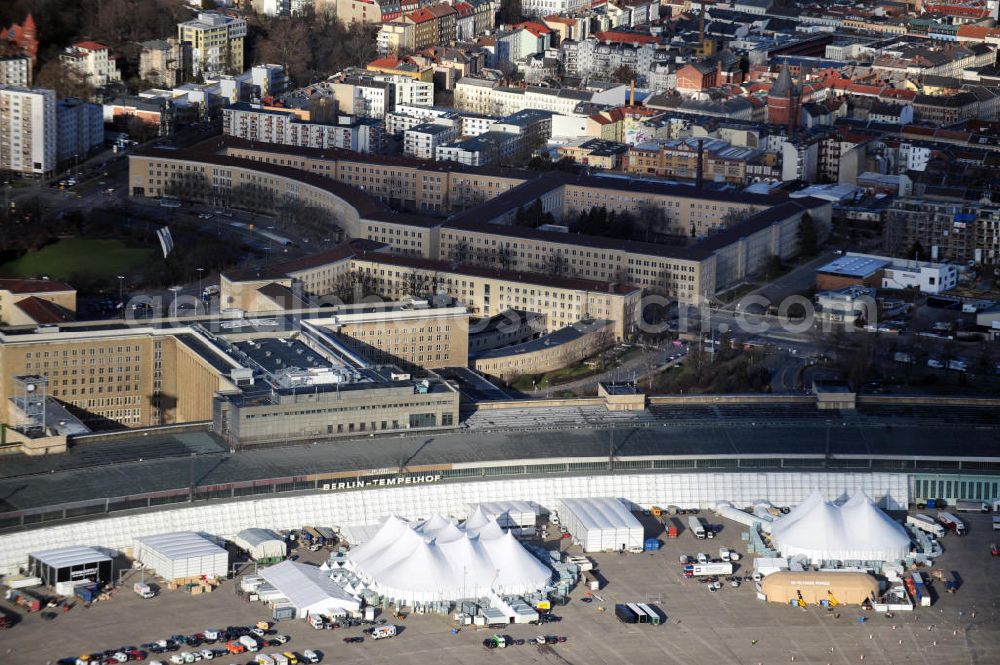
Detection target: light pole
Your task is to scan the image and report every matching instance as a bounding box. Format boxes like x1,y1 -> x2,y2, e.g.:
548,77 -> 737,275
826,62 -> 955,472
196,267 -> 204,311
169,286 -> 181,317
117,275 -> 125,321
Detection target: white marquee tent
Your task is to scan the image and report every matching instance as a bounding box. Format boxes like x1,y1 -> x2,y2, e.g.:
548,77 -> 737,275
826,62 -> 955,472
558,497 -> 644,553
134,532 -> 229,581
770,490 -> 910,563
346,514 -> 551,605
259,560 -> 360,617
232,528 -> 287,562
467,501 -> 542,528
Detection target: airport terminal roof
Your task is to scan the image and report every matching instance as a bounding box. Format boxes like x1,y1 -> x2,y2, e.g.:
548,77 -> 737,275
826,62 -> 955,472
1,402 -> 998,514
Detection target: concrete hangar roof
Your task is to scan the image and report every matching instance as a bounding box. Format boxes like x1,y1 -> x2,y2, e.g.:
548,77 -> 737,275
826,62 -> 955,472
0,402 -> 998,513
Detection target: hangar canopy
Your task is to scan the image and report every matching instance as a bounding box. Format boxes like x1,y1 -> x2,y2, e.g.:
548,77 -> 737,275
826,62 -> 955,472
771,491 -> 910,563
762,571 -> 879,605
135,532 -> 229,581
259,560 -> 360,616
28,546 -> 113,586
346,514 -> 551,605
233,528 -> 287,563
558,497 -> 644,553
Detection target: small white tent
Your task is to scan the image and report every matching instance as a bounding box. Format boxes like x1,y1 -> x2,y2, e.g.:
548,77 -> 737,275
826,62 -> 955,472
771,490 -> 910,563
259,560 -> 360,617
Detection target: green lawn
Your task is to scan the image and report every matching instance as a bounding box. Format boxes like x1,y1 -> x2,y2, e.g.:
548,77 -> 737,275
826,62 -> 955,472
0,238 -> 155,280
511,363 -> 598,391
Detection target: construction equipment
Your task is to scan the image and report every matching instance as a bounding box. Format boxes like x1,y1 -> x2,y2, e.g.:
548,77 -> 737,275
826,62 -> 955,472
827,591 -> 840,608
795,590 -> 807,609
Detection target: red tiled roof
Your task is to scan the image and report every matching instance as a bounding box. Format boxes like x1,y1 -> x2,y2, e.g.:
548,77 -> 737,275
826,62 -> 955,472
13,296 -> 76,325
594,31 -> 658,45
454,2 -> 475,16
0,278 -> 75,294
368,56 -> 403,69
515,21 -> 552,37
542,15 -> 576,24
73,41 -> 108,51
406,8 -> 435,23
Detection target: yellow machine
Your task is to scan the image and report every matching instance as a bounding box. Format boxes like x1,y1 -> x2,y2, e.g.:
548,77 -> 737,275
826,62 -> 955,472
795,590 -> 807,609
827,591 -> 839,608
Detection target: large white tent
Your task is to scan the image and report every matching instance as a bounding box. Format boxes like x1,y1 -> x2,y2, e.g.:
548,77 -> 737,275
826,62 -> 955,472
134,532 -> 229,581
346,513 -> 551,605
232,528 -> 287,563
558,497 -> 644,553
770,491 -> 910,563
259,560 -> 360,617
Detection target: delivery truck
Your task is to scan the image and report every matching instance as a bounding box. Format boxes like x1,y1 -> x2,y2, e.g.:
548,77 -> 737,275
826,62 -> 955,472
239,635 -> 259,652
954,500 -> 989,513
133,582 -> 155,599
911,572 -> 931,607
683,563 -> 734,577
907,514 -> 946,538
688,516 -> 706,539
371,625 -> 397,640
936,512 -> 966,535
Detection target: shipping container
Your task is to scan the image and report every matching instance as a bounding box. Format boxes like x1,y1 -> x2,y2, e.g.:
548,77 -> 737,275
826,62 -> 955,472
614,604 -> 639,624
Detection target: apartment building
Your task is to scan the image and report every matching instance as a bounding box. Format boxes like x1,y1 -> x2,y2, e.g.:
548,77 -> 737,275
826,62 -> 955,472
0,55 -> 31,87
0,86 -> 57,176
129,143 -> 831,300
60,42 -> 122,90
178,11 -> 247,77
404,120 -> 459,159
56,97 -> 104,166
377,22 -> 416,55
624,138 -> 763,186
885,198 -> 1000,266
222,102 -> 384,153
139,39 -> 189,88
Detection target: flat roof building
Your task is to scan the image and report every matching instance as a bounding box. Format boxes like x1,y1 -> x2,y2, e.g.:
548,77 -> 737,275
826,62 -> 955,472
28,546 -> 113,586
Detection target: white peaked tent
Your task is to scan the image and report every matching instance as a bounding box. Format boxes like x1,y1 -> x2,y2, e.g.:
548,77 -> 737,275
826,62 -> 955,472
771,490 -> 910,563
346,513 -> 552,604
259,560 -> 360,616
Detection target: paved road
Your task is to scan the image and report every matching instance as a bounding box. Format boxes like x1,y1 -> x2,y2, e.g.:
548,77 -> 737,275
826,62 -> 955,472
526,348 -> 672,397
718,251 -> 835,311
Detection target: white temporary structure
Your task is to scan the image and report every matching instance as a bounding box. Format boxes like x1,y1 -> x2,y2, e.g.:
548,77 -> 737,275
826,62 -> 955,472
771,490 -> 910,563
232,528 -> 287,562
134,532 -> 229,581
259,560 -> 360,617
467,501 -> 541,528
558,497 -> 644,553
346,514 -> 551,605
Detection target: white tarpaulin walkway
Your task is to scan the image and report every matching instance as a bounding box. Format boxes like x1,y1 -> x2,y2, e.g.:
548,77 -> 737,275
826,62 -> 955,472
259,560 -> 360,616
770,490 -> 910,563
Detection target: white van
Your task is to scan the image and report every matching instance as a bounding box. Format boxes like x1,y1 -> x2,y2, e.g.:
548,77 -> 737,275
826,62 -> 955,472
697,552 -> 708,564
718,547 -> 730,561
372,624 -> 397,640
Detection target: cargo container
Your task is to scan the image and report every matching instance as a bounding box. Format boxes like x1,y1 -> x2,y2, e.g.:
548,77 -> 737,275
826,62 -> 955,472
911,572 -> 931,607
688,516 -> 706,539
907,514 -> 946,538
5,588 -> 42,612
615,603 -> 639,624
936,512 -> 966,535
635,603 -> 662,625
954,500 -> 989,513
683,563 -> 734,577
74,584 -> 99,603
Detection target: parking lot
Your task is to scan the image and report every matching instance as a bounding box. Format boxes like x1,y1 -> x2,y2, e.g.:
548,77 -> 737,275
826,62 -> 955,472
1,513 -> 998,665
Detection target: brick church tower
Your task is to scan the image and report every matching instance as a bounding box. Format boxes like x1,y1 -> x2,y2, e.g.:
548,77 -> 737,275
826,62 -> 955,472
766,64 -> 799,129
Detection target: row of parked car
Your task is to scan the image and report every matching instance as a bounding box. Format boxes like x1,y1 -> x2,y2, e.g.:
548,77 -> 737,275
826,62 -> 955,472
483,634 -> 568,649
63,624 -> 302,665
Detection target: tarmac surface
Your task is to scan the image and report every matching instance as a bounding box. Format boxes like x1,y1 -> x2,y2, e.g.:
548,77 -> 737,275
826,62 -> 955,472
1,513 -> 997,665
1,403 -> 999,512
